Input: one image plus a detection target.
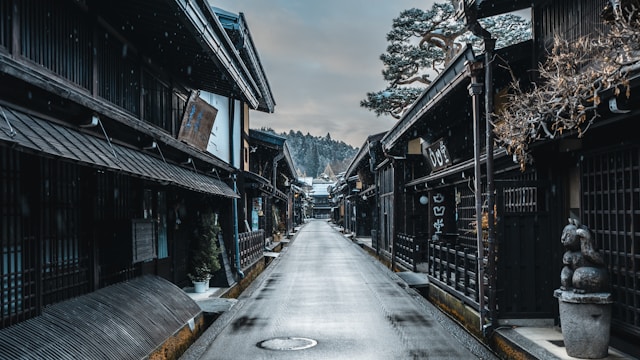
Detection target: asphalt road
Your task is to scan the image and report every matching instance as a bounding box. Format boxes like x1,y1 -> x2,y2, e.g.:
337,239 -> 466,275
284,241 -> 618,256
182,219 -> 497,360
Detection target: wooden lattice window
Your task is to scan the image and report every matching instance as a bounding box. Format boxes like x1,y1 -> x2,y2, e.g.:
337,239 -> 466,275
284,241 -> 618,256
582,146 -> 640,333
97,28 -> 140,115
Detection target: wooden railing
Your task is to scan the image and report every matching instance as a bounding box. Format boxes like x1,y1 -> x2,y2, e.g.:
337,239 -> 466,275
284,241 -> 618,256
238,230 -> 265,269
427,239 -> 479,307
395,233 -> 418,271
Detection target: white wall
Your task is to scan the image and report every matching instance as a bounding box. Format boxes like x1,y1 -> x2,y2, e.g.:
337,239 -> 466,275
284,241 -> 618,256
199,91 -> 241,168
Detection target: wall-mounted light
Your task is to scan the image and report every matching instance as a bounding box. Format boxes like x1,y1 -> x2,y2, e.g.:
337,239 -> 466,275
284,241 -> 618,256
419,195 -> 429,205
80,114 -> 100,128
143,141 -> 157,150
609,97 -> 630,114
181,157 -> 193,165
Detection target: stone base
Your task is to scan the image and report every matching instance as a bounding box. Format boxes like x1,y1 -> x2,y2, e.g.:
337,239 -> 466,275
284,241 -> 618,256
554,289 -> 612,359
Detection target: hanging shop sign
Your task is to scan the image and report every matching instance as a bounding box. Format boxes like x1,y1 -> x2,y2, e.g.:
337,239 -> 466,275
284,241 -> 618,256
422,138 -> 452,172
428,189 -> 455,240
178,91 -> 218,151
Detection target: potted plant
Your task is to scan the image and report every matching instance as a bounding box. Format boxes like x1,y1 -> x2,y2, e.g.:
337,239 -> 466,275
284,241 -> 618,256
188,210 -> 221,293
188,264 -> 211,293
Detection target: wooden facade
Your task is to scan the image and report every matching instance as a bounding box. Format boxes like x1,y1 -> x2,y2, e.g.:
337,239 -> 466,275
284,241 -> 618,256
0,0 -> 278,332
339,0 -> 640,349
245,129 -> 297,241
332,132 -> 384,242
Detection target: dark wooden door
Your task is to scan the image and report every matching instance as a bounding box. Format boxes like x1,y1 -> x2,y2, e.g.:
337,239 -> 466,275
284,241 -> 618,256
496,180 -> 562,319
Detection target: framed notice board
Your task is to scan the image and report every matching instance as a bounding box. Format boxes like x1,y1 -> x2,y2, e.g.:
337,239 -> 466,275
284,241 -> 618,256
132,219 -> 157,263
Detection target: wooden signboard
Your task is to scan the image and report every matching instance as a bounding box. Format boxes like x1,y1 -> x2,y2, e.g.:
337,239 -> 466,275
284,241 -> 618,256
422,138 -> 452,172
178,92 -> 218,151
132,219 -> 156,263
428,188 -> 456,240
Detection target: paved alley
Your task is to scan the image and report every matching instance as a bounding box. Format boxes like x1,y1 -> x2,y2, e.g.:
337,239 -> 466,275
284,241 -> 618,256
181,219 -> 497,360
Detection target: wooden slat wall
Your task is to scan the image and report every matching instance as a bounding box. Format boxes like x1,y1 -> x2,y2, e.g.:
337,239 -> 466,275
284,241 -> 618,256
538,0 -> 609,50
18,0 -> 92,90
97,26 -> 140,115
0,0 -> 10,51
40,159 -> 89,306
0,149 -> 39,328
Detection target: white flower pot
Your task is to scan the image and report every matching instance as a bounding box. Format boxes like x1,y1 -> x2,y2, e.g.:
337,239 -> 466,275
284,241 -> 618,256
193,281 -> 207,293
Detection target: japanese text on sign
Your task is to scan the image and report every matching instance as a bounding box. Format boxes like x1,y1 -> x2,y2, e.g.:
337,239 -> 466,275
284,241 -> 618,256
432,192 -> 446,235
423,139 -> 451,172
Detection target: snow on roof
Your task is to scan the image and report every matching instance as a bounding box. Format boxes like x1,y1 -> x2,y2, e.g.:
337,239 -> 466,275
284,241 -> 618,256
311,182 -> 333,196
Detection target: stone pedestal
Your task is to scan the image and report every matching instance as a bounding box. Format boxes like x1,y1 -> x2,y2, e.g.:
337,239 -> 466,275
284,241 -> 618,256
554,289 -> 613,359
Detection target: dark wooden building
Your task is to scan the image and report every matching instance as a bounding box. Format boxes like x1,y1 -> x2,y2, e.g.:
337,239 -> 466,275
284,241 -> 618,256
333,133 -> 384,241
245,129 -> 296,241
344,0 -> 639,350
0,0 -> 275,332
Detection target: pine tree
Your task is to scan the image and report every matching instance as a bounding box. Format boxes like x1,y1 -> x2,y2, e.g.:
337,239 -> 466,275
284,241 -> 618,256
361,2 -> 531,119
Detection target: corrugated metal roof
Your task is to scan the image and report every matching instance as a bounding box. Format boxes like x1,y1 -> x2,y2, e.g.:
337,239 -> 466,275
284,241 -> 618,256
0,106 -> 238,198
0,276 -> 201,360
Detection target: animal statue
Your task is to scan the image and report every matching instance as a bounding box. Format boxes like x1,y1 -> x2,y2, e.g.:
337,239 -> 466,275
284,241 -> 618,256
560,219 -> 609,293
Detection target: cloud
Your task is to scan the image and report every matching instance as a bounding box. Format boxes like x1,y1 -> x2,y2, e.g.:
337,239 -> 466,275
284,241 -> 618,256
209,0 -> 435,147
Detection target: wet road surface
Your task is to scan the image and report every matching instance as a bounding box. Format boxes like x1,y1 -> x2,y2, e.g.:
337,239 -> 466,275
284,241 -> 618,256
182,219 -> 497,360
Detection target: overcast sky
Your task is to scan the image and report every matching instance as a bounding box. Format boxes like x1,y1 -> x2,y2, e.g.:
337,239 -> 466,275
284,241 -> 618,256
210,0 -> 435,148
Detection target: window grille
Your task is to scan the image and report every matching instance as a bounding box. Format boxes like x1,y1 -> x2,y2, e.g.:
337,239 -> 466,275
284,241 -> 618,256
582,146 -> 640,334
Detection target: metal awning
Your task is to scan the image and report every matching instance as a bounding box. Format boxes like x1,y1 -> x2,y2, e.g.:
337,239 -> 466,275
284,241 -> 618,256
243,171 -> 288,201
274,189 -> 288,201
0,106 -> 238,198
244,171 -> 274,193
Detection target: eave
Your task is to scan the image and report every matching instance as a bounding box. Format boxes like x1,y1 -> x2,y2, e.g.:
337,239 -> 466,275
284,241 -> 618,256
249,129 -> 286,147
344,132 -> 385,178
281,143 -> 296,179
473,0 -> 539,18
91,0 -> 260,108
381,45 -> 476,153
214,8 -> 276,113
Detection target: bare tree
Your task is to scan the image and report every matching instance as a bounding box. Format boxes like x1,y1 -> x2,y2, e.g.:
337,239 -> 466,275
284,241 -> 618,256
495,4 -> 640,170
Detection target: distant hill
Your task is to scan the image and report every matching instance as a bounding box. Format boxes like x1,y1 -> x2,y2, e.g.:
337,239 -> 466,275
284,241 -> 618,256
255,128 -> 359,179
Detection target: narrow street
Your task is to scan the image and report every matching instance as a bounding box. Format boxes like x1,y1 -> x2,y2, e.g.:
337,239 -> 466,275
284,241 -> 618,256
182,219 -> 497,360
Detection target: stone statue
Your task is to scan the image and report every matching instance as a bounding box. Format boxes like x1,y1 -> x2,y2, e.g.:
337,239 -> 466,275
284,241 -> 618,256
560,218 -> 609,293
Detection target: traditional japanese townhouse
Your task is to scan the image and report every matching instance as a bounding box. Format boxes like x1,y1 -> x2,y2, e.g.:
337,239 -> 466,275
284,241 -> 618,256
452,0 -> 640,351
311,178 -> 334,219
0,0 -> 273,336
484,0 -> 640,349
245,129 -> 296,243
374,0 -> 639,352
212,8 -> 282,280
337,132 -> 385,241
377,6 -> 557,340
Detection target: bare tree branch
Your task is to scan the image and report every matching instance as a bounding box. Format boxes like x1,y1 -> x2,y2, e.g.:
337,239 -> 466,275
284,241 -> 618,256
494,8 -> 640,170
